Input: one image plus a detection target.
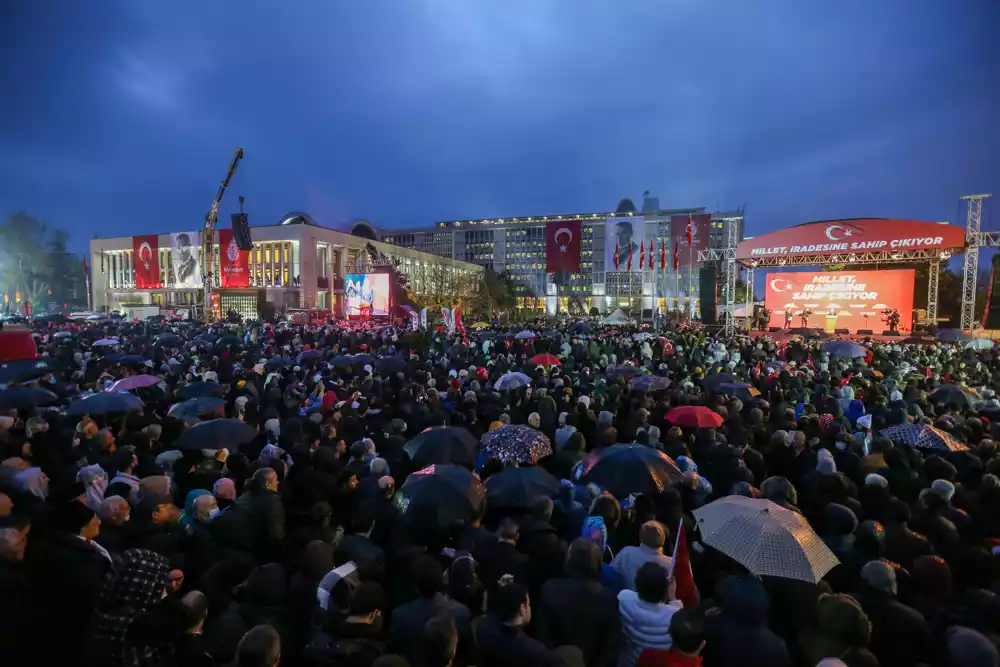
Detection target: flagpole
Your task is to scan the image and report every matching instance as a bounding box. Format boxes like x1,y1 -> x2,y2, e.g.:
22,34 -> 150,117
668,516 -> 683,578
688,241 -> 694,321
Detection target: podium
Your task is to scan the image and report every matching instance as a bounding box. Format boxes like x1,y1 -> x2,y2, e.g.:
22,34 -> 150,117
824,315 -> 838,334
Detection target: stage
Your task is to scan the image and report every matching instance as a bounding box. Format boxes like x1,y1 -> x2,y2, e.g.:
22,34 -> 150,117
745,329 -> 927,344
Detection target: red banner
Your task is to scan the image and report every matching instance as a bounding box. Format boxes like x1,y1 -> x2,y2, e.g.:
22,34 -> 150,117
670,214 -> 710,268
219,228 -> 249,287
764,269 -> 916,331
133,235 -> 161,289
737,219 -> 966,261
546,220 -> 581,273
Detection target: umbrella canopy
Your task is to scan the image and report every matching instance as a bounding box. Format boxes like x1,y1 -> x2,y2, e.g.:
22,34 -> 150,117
632,332 -> 652,341
113,355 -> 150,366
666,406 -> 724,429
264,357 -> 295,372
175,418 -> 257,452
177,382 -> 227,400
52,331 -> 73,339
824,340 -> 866,358
109,375 -> 162,392
966,338 -> 995,350
93,338 -> 121,347
937,329 -> 972,343
215,335 -> 242,348
485,467 -> 560,508
0,386 -> 59,410
297,349 -> 324,364
700,373 -> 738,391
514,330 -> 537,340
66,391 -> 144,416
928,384 -> 981,406
581,444 -> 682,497
480,425 -> 553,465
880,423 -> 969,452
713,382 -> 762,402
168,397 -> 227,421
395,464 -> 486,528
403,426 -> 478,468
0,358 -> 57,384
495,372 -> 532,391
471,322 -> 491,328
630,375 -> 670,392
376,356 -> 406,373
693,496 -> 840,584
569,322 -> 593,334
154,333 -> 184,347
530,354 -> 561,367
607,365 -> 639,377
331,355 -> 358,368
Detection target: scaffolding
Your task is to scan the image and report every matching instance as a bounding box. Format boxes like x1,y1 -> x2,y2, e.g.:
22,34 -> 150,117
960,194 -> 991,331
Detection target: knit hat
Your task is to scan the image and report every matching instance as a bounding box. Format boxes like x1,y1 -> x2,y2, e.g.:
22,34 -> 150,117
817,449 -> 837,475
578,396 -> 591,409
865,473 -> 889,488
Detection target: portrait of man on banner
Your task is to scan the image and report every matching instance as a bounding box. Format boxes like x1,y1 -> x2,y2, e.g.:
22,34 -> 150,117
604,216 -> 645,272
171,232 -> 202,288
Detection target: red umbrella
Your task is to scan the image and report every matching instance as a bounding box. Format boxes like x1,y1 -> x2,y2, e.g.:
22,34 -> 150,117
666,406 -> 723,429
530,353 -> 561,367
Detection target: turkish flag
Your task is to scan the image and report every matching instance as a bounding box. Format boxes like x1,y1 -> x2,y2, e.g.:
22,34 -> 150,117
639,240 -> 645,269
660,240 -> 666,270
133,235 -> 161,288
672,241 -> 679,271
669,519 -> 700,607
219,228 -> 249,287
649,241 -> 653,270
545,220 -> 581,273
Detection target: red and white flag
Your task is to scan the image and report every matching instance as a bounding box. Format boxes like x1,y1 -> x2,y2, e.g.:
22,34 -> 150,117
672,241 -> 679,271
669,518 -> 699,607
614,241 -> 620,272
639,240 -> 645,269
627,242 -> 633,272
649,241 -> 653,271
686,214 -> 694,247
660,240 -> 666,270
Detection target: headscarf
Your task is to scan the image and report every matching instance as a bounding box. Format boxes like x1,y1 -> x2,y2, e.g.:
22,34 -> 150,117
180,489 -> 212,529
77,464 -> 109,511
14,467 -> 48,501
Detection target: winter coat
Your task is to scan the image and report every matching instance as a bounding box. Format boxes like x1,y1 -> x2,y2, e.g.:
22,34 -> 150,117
617,589 -> 683,667
536,574 -> 622,667
474,615 -> 547,667
388,593 -> 471,667
611,545 -> 673,591
703,576 -> 791,667
857,591 -> 932,667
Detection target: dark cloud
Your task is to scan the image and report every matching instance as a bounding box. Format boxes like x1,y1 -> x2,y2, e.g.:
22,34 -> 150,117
0,0 -> 998,251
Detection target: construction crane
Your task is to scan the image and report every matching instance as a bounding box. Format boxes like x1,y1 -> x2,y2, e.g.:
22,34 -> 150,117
202,148 -> 244,322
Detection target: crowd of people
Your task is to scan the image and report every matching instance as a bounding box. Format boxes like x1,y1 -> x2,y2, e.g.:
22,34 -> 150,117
2,315 -> 1000,667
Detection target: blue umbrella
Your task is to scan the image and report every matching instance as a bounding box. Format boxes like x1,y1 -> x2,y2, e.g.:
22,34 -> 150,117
297,349 -> 324,364
630,375 -> 670,392
376,356 -> 406,373
937,329 -> 972,343
824,341 -> 866,358
494,372 -> 532,391
0,358 -> 57,384
514,330 -> 537,340
178,382 -> 227,400
67,392 -> 144,416
331,355 -> 357,368
168,397 -> 227,420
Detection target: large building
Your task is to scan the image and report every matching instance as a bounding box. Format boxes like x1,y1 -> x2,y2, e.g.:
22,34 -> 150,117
380,193 -> 745,316
88,213 -> 483,320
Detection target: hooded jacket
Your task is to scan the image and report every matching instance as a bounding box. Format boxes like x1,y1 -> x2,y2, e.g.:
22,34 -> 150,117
617,589 -> 682,667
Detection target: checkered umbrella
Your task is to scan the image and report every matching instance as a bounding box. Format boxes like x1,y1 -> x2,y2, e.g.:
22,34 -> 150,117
631,375 -> 670,392
693,495 -> 840,584
879,423 -> 969,452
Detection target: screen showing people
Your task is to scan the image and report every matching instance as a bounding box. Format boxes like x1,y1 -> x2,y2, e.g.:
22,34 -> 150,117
345,273 -> 391,318
764,269 -> 915,331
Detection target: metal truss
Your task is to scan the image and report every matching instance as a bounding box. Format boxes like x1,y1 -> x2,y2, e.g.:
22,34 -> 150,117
926,260 -> 940,326
705,248 -> 954,267
961,195 -> 990,330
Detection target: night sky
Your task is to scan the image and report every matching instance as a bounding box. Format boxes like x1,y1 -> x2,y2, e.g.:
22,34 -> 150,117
1,1 -> 998,253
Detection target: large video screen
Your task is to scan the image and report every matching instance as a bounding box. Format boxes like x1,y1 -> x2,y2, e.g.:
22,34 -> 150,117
764,269 -> 915,331
346,273 -> 391,318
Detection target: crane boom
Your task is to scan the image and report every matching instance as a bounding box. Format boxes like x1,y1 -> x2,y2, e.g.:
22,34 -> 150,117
202,148 -> 244,322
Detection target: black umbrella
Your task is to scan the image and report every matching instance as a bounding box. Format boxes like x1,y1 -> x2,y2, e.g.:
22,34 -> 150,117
332,355 -> 357,368
116,355 -> 150,366
0,386 -> 59,410
403,426 -> 478,468
713,382 -> 762,402
215,335 -> 241,348
297,349 -> 324,364
167,397 -> 227,420
928,384 -> 981,406
376,356 -> 406,373
66,391 -> 144,416
700,373 -> 738,391
485,467 -> 560,508
155,333 -> 183,347
395,464 -> 485,528
175,418 -> 257,451
581,444 -> 682,497
0,358 -> 57,384
36,313 -> 70,323
177,382 -> 227,400
351,354 -> 376,366
265,357 -> 295,372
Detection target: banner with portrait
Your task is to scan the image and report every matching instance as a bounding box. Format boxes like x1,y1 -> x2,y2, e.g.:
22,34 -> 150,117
604,216 -> 645,272
170,232 -> 202,288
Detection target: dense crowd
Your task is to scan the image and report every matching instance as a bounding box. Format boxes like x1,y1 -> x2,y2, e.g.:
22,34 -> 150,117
2,316 -> 1000,667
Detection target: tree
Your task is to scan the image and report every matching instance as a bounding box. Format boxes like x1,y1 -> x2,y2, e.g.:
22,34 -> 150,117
483,268 -> 516,321
0,212 -> 85,312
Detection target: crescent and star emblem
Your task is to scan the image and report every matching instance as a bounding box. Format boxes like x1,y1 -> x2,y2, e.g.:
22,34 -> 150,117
139,241 -> 153,270
554,227 -> 573,252
825,224 -> 852,241
770,278 -> 793,292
